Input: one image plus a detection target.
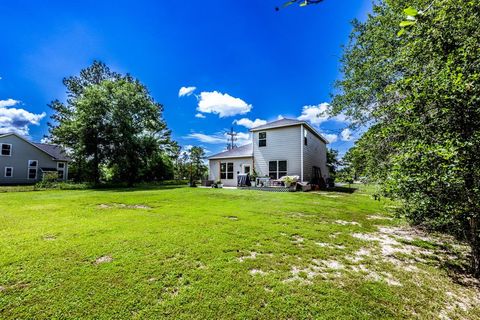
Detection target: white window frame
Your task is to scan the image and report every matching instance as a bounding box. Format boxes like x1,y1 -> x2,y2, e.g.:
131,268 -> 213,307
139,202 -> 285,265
220,162 -> 234,180
268,160 -> 288,180
57,162 -> 65,180
27,160 -> 38,180
258,132 -> 267,147
4,167 -> 13,178
1,143 -> 12,156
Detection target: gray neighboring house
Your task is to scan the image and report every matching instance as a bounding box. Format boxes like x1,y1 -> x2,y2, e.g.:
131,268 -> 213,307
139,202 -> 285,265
208,118 -> 330,187
0,133 -> 70,185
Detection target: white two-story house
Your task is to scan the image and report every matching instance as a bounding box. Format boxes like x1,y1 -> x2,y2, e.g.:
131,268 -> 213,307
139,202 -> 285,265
208,118 -> 329,187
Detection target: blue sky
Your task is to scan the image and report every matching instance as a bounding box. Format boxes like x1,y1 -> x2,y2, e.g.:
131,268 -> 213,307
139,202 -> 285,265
0,0 -> 371,156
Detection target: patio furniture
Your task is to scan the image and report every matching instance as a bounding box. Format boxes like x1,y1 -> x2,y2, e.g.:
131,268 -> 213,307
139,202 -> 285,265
237,174 -> 251,187
256,177 -> 271,187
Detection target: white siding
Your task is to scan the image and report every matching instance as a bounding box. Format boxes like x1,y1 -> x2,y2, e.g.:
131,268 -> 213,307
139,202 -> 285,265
209,157 -> 253,187
253,126 -> 302,179
302,125 -> 329,182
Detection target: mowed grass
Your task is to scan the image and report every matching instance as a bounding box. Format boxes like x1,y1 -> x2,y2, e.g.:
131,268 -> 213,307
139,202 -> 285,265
0,186 -> 479,319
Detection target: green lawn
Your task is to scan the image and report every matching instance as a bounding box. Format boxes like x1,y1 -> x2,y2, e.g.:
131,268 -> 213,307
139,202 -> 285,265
0,186 -> 478,319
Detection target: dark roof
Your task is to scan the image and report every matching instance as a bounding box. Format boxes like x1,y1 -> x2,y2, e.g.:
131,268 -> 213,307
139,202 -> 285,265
250,118 -> 329,143
0,133 -> 71,161
208,143 -> 253,160
250,118 -> 304,131
33,143 -> 71,161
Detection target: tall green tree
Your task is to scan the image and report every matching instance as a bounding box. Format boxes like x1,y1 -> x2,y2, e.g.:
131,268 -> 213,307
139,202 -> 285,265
332,0 -> 480,275
48,61 -> 173,185
187,146 -> 208,187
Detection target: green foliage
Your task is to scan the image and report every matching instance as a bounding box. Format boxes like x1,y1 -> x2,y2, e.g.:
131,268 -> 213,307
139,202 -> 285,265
333,0 -> 480,275
186,146 -> 208,187
48,61 -> 175,185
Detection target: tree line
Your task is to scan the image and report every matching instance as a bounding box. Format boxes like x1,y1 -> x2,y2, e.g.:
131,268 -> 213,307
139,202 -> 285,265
47,61 -> 207,186
331,0 -> 480,276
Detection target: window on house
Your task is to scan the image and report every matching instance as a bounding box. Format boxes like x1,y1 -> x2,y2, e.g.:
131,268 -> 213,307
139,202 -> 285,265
1,144 -> 11,156
57,162 -> 65,180
258,132 -> 267,147
227,163 -> 234,179
268,160 -> 287,179
244,165 -> 250,174
28,160 -> 38,180
304,129 -> 308,146
220,162 -> 234,179
4,167 -> 13,177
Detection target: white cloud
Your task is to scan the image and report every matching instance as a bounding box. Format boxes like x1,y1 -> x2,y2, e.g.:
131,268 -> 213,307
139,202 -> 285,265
0,105 -> 46,136
178,86 -> 197,97
297,103 -> 348,126
185,133 -> 225,144
185,131 -> 251,146
341,128 -> 352,141
322,133 -> 338,144
0,99 -> 20,108
197,91 -> 252,118
195,113 -> 206,119
235,132 -> 251,145
277,115 -> 284,120
233,118 -> 267,129
40,137 -> 52,144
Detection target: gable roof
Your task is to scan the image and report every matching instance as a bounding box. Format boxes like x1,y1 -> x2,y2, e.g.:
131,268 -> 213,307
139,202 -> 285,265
208,143 -> 253,160
0,133 -> 71,161
250,118 -> 304,131
250,118 -> 329,143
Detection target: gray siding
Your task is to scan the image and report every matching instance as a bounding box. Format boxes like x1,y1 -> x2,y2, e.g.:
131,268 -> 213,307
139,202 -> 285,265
209,157 -> 253,187
0,135 -> 68,184
302,125 -> 329,182
253,126 -> 302,179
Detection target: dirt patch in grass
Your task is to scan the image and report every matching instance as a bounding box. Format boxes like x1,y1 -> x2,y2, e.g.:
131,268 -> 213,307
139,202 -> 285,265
238,251 -> 258,262
249,269 -> 267,276
98,203 -> 151,209
43,234 -> 57,241
291,235 -> 304,244
315,242 -> 345,250
94,255 -> 113,265
351,226 -> 480,317
334,220 -> 360,226
225,216 -> 238,220
367,215 -> 394,221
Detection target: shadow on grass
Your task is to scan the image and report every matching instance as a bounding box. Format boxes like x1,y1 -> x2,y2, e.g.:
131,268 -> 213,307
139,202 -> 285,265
322,186 -> 357,194
91,184 -> 188,192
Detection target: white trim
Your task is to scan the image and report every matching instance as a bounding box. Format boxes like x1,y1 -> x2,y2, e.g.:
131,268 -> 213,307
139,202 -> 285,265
1,143 -> 12,156
57,162 -> 66,180
300,125 -> 304,183
220,161 -> 235,180
208,155 -> 253,160
268,160 -> 288,180
4,167 -> 13,178
27,159 -> 38,180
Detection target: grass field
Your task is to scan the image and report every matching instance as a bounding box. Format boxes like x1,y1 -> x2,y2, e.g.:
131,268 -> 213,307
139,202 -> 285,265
0,186 -> 479,319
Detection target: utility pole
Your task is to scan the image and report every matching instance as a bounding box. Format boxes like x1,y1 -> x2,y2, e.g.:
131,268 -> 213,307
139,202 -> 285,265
226,127 -> 238,150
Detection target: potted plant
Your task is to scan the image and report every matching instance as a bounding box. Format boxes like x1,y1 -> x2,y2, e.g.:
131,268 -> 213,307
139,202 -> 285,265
215,180 -> 223,188
283,176 -> 294,188
250,169 -> 258,187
